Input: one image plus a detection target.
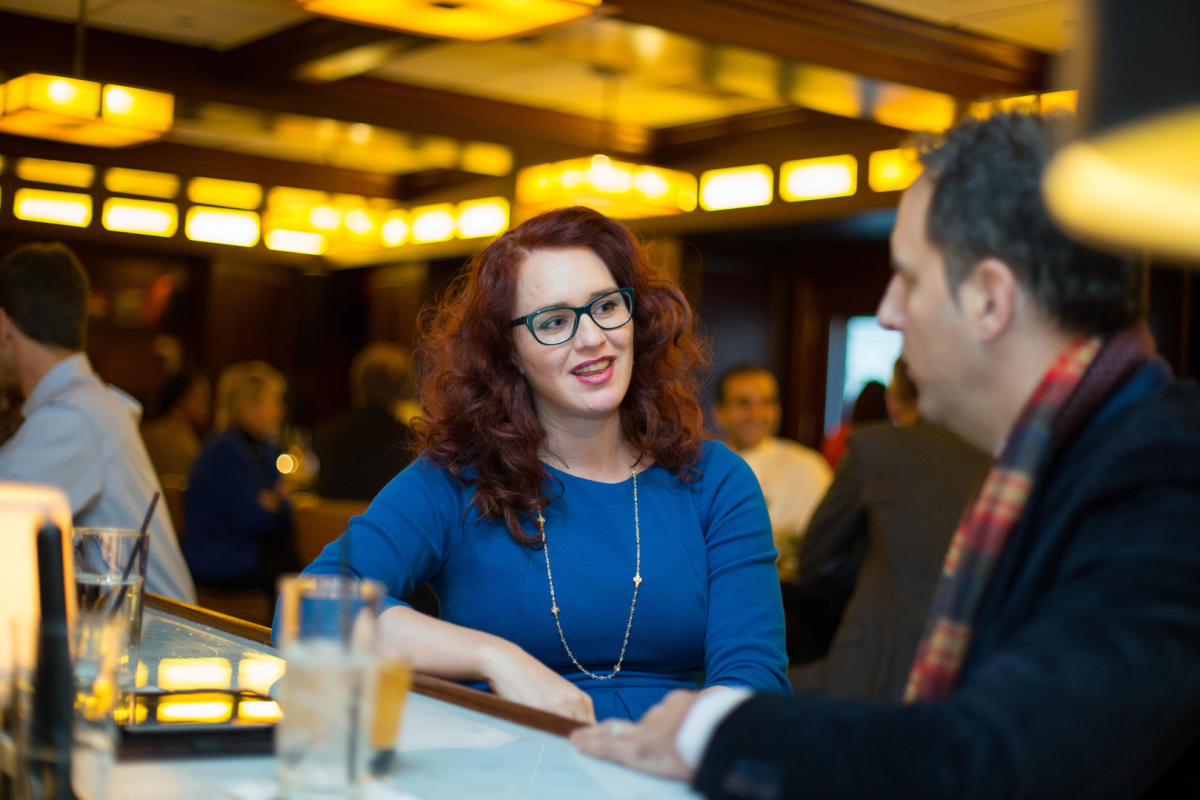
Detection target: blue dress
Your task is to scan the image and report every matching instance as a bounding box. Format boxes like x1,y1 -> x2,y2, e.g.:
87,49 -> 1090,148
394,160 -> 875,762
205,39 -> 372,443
300,440 -> 790,720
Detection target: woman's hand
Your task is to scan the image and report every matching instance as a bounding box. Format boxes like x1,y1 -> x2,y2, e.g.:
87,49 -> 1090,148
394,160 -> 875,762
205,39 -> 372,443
375,605 -> 595,723
480,638 -> 596,723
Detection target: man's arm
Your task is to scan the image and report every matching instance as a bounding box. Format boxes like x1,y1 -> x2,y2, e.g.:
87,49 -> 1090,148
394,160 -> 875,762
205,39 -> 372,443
576,478 -> 1200,799
796,440 -> 868,590
0,405 -> 102,515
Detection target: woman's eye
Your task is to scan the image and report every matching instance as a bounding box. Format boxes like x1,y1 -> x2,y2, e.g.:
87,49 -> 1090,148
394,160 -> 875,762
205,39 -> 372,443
535,314 -> 567,331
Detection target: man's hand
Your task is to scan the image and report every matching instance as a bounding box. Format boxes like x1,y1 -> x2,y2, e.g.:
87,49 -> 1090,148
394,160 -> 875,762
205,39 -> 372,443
569,689 -> 698,781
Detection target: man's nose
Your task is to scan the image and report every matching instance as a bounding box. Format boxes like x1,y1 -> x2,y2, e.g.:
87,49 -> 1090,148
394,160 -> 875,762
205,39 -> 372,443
876,275 -> 905,331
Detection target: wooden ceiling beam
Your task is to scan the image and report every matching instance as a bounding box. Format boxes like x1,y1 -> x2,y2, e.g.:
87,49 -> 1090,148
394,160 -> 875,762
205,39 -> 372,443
0,11 -> 649,162
0,134 -> 406,198
613,0 -> 1048,98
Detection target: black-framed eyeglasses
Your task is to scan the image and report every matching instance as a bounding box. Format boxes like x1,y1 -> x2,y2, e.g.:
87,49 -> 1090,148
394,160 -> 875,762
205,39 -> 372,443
510,287 -> 635,346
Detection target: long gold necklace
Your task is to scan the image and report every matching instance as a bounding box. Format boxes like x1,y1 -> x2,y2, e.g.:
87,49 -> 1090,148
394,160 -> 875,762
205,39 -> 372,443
536,468 -> 641,680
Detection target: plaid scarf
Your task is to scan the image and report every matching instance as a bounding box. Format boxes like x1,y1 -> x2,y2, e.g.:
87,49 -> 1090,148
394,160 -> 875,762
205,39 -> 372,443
904,325 -> 1156,703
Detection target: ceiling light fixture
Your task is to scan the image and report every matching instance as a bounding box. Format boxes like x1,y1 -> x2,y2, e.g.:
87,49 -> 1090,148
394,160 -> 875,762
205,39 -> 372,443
0,73 -> 173,147
0,0 -> 173,148
517,155 -> 697,220
295,0 -> 602,42
515,70 -> 695,221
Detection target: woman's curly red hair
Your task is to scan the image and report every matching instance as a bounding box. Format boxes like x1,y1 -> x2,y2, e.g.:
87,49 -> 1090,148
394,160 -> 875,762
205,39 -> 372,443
413,206 -> 708,545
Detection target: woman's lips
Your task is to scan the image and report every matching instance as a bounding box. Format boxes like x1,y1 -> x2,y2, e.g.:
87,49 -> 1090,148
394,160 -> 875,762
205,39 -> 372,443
572,357 -> 614,383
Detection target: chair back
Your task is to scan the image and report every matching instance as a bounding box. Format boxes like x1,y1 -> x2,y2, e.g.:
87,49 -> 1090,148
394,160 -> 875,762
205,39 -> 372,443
291,494 -> 370,567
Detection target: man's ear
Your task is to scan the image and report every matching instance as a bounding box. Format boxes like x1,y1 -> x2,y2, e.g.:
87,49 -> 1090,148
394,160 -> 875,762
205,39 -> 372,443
958,257 -> 1016,342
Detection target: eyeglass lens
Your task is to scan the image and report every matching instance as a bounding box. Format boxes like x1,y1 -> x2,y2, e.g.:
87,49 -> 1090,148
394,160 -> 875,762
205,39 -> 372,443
530,290 -> 631,345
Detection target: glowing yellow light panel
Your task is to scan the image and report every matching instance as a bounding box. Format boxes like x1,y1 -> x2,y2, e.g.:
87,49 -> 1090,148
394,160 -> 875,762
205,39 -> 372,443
13,188 -> 92,227
872,84 -> 956,132
105,168 -> 180,199
381,211 -> 410,247
297,0 -> 601,42
411,204 -> 456,244
157,694 -> 233,723
157,658 -> 233,691
238,699 -> 282,723
699,165 -> 773,211
457,197 -> 510,239
969,90 -> 1079,121
188,178 -> 263,211
185,207 -> 261,247
517,155 -> 697,219
266,229 -> 326,255
238,657 -> 286,696
15,158 -> 94,188
460,142 -> 514,176
780,155 -> 857,202
868,149 -> 923,193
102,198 -> 178,237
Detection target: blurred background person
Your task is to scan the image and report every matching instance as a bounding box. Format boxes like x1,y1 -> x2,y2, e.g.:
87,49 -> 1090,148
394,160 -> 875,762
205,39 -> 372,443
791,358 -> 989,699
141,367 -> 211,482
712,364 -> 831,577
0,242 -> 195,602
315,342 -> 415,501
183,361 -> 296,612
296,207 -> 789,723
820,379 -> 888,469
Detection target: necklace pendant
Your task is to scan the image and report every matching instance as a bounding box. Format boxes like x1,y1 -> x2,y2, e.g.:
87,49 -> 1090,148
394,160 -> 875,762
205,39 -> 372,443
633,574 -> 642,587
551,605 -> 559,616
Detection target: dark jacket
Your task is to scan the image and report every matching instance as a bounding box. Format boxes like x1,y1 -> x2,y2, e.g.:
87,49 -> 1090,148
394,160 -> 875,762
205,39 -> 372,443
315,404 -> 413,501
183,428 -> 293,582
696,363 -> 1200,799
795,420 -> 990,701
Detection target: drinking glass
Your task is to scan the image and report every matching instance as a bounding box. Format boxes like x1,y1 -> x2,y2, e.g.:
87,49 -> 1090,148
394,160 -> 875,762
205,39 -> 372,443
275,574 -> 389,799
70,611 -> 127,800
72,527 -> 146,717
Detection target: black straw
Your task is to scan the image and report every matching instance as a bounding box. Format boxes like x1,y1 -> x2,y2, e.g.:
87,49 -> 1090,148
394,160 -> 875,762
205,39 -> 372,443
104,491 -> 159,618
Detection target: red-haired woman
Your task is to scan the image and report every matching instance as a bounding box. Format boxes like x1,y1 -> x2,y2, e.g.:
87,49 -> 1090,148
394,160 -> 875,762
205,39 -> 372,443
298,207 -> 789,722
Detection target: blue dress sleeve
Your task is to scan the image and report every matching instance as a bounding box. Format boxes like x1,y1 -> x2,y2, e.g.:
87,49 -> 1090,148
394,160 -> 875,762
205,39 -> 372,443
698,442 -> 791,693
301,456 -> 460,609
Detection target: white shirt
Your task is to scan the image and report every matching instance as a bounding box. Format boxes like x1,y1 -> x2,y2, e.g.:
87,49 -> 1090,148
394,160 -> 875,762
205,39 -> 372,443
675,686 -> 753,768
738,436 -> 832,550
0,353 -> 196,602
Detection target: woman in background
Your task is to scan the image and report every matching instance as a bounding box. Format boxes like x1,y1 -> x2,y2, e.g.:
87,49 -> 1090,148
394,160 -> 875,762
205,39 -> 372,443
298,206 -> 788,722
185,361 -> 296,603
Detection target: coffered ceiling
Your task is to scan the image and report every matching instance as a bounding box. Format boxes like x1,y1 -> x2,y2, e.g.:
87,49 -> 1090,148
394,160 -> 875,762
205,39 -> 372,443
0,0 -> 1072,236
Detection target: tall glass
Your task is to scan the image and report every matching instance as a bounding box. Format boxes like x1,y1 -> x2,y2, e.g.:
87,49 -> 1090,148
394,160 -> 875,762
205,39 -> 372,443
70,611 -> 127,800
72,528 -> 145,718
275,575 -> 384,799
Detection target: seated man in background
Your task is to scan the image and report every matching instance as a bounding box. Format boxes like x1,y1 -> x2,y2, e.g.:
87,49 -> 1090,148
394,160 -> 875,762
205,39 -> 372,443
793,356 -> 989,701
712,364 -> 831,576
573,111 -> 1200,797
315,342 -> 415,501
0,242 -> 195,603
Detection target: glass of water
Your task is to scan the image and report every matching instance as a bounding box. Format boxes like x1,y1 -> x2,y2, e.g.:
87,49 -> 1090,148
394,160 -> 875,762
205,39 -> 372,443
275,574 -> 385,800
71,611 -> 127,800
73,527 -> 146,718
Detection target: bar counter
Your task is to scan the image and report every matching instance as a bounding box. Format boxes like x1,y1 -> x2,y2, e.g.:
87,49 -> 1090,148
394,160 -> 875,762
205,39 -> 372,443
114,595 -> 698,799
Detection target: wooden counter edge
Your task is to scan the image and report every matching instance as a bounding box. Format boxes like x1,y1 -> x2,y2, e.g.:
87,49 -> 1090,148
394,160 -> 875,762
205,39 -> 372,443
145,593 -> 586,738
